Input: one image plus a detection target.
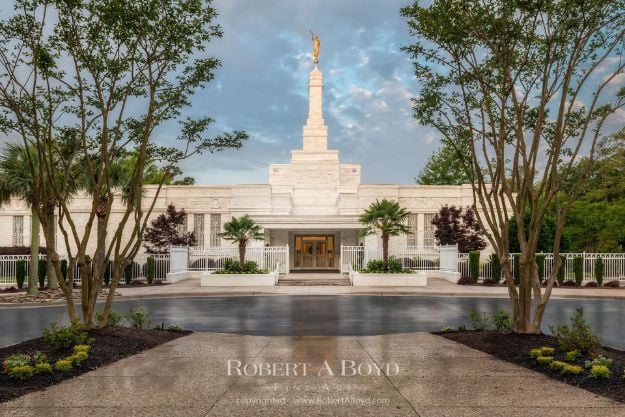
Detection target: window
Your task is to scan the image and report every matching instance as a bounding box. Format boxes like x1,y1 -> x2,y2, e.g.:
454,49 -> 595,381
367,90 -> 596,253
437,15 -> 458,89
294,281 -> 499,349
209,214 -> 221,247
424,213 -> 435,248
13,215 -> 24,246
194,214 -> 205,248
407,213 -> 418,246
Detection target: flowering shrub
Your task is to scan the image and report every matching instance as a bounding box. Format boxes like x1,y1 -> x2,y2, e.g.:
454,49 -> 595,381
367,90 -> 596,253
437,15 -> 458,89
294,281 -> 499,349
585,355 -> 612,369
2,354 -> 30,373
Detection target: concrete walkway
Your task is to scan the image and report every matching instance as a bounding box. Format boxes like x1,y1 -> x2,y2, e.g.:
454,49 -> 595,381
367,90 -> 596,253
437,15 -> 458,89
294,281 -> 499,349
108,277 -> 625,300
1,332 -> 623,416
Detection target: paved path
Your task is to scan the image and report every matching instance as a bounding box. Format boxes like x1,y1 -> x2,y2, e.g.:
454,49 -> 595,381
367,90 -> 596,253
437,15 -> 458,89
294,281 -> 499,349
107,277 -> 625,300
1,332 -> 623,416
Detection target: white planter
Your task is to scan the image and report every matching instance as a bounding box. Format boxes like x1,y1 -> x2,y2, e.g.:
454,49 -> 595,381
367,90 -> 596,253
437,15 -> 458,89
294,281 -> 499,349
350,270 -> 427,286
200,271 -> 277,286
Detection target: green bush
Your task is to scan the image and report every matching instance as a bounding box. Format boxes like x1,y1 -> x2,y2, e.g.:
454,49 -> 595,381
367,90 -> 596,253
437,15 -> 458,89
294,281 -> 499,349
557,255 -> 566,286
124,262 -> 133,284
217,258 -> 267,274
34,362 -> 53,374
37,259 -> 47,288
594,257 -> 604,286
33,351 -> 47,365
60,259 -> 68,283
2,354 -> 30,372
468,308 -> 490,330
16,259 -> 26,289
167,323 -> 183,332
95,310 -> 124,327
146,256 -> 156,284
364,260 -> 384,272
387,257 -> 403,273
468,251 -> 480,282
492,310 -> 513,332
43,319 -> 89,348
73,345 -> 91,354
513,254 -> 521,284
590,364 -> 611,379
540,346 -> 555,356
243,260 -> 259,273
536,356 -> 554,365
530,348 -> 542,359
127,308 -> 150,330
68,351 -> 88,365
8,365 -> 34,380
490,254 -> 501,283
573,256 -> 584,286
585,355 -> 612,369
564,350 -> 580,362
54,359 -> 73,372
535,254 -> 546,283
561,363 -> 583,375
549,308 -> 601,354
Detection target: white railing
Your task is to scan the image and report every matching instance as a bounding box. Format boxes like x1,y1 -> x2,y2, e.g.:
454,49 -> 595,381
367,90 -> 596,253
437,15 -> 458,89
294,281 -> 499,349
458,252 -> 625,284
188,246 -> 289,274
340,245 -> 440,273
0,254 -> 170,287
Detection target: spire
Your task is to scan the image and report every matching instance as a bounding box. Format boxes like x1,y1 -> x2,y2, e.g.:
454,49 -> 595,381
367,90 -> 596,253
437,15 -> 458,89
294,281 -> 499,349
302,66 -> 328,151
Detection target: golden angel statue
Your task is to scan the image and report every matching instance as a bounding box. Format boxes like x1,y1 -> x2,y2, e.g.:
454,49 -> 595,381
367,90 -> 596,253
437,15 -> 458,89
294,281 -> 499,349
310,30 -> 320,65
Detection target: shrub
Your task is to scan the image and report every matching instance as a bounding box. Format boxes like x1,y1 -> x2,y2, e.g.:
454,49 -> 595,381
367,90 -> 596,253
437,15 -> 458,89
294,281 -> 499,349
539,346 -> 555,356
68,351 -> 88,365
364,260 -> 384,272
441,326 -> 454,333
34,362 -> 53,374
167,323 -> 183,332
604,280 -> 620,288
3,354 -> 30,372
43,319 -> 89,348
584,281 -> 598,288
530,348 -> 542,359
482,278 -> 496,286
16,259 -> 26,289
590,364 -> 611,379
468,251 -> 480,282
549,360 -> 567,371
127,308 -> 150,330
54,359 -> 73,372
564,350 -> 580,362
561,280 -> 577,287
73,345 -> 91,354
549,308 -> 601,353
492,310 -> 514,332
95,310 -> 124,327
60,259 -> 68,283
585,355 -> 612,369
457,276 -> 475,285
594,257 -> 604,287
536,356 -> 554,365
146,256 -> 156,284
573,256 -> 584,286
535,254 -> 546,283
124,262 -> 133,284
557,255 -> 566,286
242,260 -> 260,273
490,253 -> 501,283
33,351 -> 47,365
8,365 -> 34,380
386,257 -> 403,273
468,308 -> 491,331
561,363 -> 583,375
513,254 -> 521,284
37,259 -> 47,288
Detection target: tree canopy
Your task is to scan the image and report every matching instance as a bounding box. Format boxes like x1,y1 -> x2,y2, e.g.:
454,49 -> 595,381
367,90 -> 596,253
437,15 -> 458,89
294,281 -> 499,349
416,141 -> 470,185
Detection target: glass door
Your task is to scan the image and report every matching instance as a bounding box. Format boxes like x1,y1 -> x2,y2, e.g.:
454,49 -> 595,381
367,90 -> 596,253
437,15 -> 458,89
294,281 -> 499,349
294,235 -> 335,269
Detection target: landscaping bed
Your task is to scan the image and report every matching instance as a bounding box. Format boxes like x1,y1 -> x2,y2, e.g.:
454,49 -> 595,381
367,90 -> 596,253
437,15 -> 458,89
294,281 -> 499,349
439,330 -> 625,403
0,326 -> 189,404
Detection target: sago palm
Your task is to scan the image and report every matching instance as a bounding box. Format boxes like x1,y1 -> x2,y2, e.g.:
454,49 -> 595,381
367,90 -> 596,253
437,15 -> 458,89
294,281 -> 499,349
359,199 -> 411,271
219,215 -> 264,265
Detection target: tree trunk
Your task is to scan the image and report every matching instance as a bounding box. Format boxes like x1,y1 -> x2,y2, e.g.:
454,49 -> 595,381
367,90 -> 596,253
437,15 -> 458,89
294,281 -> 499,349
382,233 -> 389,271
45,205 -> 58,290
516,253 -> 536,333
28,207 -> 39,295
239,242 -> 246,265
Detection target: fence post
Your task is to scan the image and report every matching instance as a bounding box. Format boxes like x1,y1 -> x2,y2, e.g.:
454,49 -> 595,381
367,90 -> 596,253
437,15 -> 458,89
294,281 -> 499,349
170,246 -> 189,273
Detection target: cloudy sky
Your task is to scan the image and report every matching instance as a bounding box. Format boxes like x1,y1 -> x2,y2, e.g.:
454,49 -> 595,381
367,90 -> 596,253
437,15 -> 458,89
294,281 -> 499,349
174,0 -> 435,185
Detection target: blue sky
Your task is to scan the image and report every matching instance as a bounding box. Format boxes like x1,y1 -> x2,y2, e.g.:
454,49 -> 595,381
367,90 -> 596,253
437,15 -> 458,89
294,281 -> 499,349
172,0 -> 437,184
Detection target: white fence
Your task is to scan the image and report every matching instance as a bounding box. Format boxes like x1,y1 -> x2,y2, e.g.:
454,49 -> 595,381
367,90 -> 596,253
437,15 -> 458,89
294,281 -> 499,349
188,246 -> 289,274
458,252 -> 625,284
340,246 -> 440,273
0,253 -> 170,287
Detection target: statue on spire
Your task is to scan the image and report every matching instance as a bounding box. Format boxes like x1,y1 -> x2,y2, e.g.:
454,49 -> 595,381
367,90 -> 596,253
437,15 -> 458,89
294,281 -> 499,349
310,30 -> 320,65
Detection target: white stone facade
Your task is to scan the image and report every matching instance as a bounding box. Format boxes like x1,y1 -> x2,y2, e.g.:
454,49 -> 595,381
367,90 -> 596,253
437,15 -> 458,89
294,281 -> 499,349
0,64 -> 479,271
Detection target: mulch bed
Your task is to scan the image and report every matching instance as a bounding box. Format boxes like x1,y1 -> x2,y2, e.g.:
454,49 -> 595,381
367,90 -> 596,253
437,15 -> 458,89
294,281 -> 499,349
439,330 -> 625,403
0,327 -> 190,404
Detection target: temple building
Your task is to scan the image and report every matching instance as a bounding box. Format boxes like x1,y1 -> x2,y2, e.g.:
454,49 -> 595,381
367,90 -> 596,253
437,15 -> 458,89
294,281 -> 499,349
0,63 -> 475,272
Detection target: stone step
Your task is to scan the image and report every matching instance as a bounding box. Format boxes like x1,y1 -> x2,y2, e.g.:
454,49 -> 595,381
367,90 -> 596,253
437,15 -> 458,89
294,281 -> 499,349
278,278 -> 351,286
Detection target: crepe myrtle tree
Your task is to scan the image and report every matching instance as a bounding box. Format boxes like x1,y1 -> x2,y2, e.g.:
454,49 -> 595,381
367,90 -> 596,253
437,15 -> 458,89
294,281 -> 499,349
402,0 -> 625,332
0,0 -> 248,328
359,199 -> 410,271
219,215 -> 264,266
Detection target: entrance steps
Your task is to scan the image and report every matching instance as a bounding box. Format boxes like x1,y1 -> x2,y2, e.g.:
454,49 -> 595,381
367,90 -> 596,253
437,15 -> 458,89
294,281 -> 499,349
278,273 -> 351,286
